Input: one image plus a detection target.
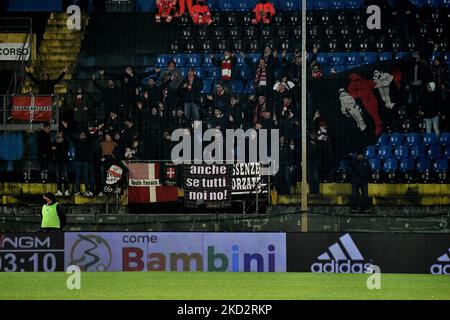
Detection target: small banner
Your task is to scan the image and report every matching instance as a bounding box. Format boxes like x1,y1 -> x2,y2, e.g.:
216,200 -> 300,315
183,164 -> 233,208
12,95 -> 53,122
232,162 -> 267,195
127,162 -> 178,204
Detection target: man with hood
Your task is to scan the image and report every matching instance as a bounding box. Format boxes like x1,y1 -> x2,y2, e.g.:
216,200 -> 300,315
420,81 -> 442,137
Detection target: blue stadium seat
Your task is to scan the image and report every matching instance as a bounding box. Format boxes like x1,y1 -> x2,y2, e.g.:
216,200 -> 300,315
247,53 -> 260,65
433,159 -> 448,173
281,1 -> 299,10
203,54 -> 214,67
172,54 -> 186,67
428,145 -> 442,160
3,135 -> 14,161
236,54 -> 246,66
194,68 -> 206,79
201,80 -> 213,94
236,0 -> 252,11
411,145 -> 425,159
207,67 -> 221,80
410,0 -> 425,7
389,133 -> 404,146
178,67 -> 189,79
232,80 -> 244,93
423,133 -> 438,146
239,66 -> 252,80
330,0 -> 346,8
316,0 -> 330,9
444,146 -> 450,159
383,158 -> 398,173
399,157 -> 415,172
376,133 -> 389,146
346,53 -> 361,65
378,52 -> 392,62
243,80 -> 255,94
439,133 -> 450,146
218,0 -> 234,11
416,157 -> 431,172
394,146 -> 409,159
0,135 -> 4,160
394,52 -> 409,60
365,146 -> 376,159
377,146 -> 392,160
406,133 -> 421,146
13,133 -> 24,160
155,54 -> 171,67
186,54 -> 202,67
361,52 -> 378,64
316,53 -> 329,65
424,0 -> 440,7
443,52 -> 450,65
329,53 -> 346,65
346,0 -> 362,8
369,158 -> 381,172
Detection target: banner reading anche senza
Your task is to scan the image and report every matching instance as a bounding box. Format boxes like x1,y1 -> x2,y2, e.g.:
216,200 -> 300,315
65,232 -> 286,272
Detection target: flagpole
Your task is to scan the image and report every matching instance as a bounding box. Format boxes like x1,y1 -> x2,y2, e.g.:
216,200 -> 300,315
300,0 -> 308,232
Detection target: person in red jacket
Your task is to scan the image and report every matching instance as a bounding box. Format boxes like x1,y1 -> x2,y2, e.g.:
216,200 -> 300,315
190,0 -> 212,25
252,0 -> 275,25
156,0 -> 177,23
178,0 -> 193,16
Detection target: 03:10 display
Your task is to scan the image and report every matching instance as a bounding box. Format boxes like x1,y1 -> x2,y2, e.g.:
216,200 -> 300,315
0,253 -> 57,272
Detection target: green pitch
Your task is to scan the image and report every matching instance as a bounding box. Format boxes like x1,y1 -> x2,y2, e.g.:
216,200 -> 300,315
0,272 -> 449,300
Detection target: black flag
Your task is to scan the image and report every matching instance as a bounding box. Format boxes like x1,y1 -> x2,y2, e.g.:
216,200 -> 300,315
309,59 -> 408,157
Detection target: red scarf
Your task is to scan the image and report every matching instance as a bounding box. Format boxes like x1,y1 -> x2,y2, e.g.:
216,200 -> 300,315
255,66 -> 267,86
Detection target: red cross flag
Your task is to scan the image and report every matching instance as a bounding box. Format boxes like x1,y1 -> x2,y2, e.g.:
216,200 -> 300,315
127,163 -> 178,203
12,95 -> 53,122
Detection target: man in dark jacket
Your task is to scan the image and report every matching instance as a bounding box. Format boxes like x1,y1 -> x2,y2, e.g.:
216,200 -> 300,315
73,131 -> 95,196
349,153 -> 372,213
26,66 -> 67,95
37,122 -> 52,182
420,81 -> 442,137
182,67 -> 203,123
92,76 -> 122,116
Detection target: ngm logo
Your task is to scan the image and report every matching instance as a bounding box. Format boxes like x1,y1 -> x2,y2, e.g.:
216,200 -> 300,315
430,249 -> 450,275
311,233 -> 373,273
0,235 -> 51,249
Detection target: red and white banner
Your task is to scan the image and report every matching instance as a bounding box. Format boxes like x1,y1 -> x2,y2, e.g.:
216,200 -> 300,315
11,96 -> 53,122
127,163 -> 178,203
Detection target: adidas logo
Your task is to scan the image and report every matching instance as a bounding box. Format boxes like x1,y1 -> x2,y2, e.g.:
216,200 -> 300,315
430,249 -> 450,275
311,233 -> 373,273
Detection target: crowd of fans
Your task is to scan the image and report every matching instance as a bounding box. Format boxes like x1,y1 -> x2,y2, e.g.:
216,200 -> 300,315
23,0 -> 450,197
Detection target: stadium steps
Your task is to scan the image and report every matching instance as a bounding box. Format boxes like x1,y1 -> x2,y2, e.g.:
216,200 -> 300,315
275,183 -> 450,206
24,12 -> 89,95
1,182 -> 450,206
277,194 -> 450,206
0,194 -> 128,206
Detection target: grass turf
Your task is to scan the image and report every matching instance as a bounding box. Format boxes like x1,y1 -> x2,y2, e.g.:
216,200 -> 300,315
0,272 -> 449,300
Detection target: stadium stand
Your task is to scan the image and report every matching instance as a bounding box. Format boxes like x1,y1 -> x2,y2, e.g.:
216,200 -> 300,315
0,0 -> 449,211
